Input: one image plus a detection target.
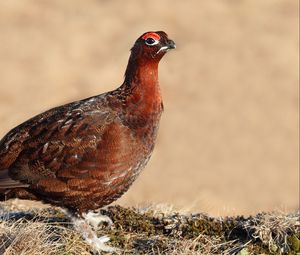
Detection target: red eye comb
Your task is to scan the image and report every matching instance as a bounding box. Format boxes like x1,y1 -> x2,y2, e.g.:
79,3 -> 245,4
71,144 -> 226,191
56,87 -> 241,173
142,32 -> 160,40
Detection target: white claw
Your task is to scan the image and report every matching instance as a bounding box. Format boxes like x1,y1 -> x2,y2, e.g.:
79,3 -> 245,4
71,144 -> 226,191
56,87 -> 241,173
92,235 -> 118,253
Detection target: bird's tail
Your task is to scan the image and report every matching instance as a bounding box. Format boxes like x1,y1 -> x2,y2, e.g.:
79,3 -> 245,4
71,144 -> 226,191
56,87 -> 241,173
0,169 -> 29,201
0,169 -> 29,189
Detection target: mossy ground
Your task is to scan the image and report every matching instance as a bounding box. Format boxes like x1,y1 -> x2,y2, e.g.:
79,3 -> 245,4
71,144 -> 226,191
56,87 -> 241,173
0,203 -> 299,255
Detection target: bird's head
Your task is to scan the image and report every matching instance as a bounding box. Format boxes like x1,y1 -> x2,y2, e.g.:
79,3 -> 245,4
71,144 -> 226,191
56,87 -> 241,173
131,31 -> 176,62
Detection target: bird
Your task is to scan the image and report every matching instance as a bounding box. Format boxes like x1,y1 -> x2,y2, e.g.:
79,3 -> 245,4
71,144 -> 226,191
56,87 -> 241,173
0,31 -> 175,252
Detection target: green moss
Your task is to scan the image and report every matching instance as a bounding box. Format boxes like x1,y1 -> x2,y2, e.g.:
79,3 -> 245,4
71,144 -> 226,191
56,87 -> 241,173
1,204 -> 298,254
96,207 -> 299,254
288,233 -> 300,252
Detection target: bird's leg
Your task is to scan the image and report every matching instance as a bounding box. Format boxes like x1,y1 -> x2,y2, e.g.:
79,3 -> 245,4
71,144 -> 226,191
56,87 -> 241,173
61,208 -> 117,253
71,216 -> 117,253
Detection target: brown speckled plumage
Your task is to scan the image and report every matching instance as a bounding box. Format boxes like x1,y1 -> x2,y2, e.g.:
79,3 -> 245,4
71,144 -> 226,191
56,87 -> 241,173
0,31 -> 175,214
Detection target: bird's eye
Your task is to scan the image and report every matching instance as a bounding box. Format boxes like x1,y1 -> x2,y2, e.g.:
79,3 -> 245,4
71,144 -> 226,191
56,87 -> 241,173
145,37 -> 158,46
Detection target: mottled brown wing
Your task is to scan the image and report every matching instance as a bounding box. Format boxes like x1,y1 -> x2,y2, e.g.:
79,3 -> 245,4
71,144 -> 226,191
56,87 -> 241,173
0,100 -> 83,171
0,96 -> 141,211
0,97 -> 113,183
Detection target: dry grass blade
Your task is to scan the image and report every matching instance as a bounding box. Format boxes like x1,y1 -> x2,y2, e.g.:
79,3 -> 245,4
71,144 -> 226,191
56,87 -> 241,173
0,209 -> 90,255
249,212 -> 299,254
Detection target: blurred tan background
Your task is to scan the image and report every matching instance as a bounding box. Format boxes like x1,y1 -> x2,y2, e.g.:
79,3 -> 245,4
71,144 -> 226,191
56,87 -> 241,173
0,0 -> 298,216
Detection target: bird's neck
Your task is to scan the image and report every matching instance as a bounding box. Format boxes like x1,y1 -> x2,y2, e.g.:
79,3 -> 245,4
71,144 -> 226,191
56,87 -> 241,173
122,55 -> 162,111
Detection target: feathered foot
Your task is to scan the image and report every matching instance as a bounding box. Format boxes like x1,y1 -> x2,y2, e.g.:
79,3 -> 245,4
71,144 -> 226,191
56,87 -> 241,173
63,209 -> 117,254
72,216 -> 116,253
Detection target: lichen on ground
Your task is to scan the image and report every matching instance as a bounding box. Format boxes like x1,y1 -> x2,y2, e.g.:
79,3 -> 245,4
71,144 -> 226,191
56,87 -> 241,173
0,202 -> 299,255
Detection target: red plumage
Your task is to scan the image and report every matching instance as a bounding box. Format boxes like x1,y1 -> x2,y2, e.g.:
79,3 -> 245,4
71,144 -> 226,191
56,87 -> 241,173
0,31 -> 175,214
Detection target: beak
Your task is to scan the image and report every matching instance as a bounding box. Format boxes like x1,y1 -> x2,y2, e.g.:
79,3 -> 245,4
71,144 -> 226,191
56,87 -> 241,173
156,39 -> 176,54
166,39 -> 176,50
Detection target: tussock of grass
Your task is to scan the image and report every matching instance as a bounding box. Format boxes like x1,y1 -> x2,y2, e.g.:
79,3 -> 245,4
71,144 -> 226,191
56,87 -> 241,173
0,202 -> 299,254
0,211 -> 90,255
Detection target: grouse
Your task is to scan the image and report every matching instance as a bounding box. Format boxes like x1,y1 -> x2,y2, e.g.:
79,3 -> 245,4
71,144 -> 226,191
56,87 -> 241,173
0,31 -> 175,252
